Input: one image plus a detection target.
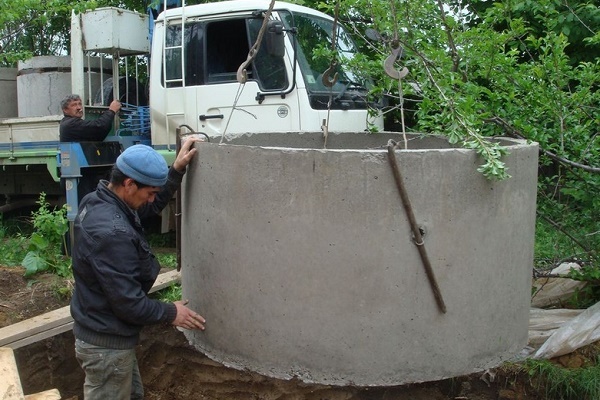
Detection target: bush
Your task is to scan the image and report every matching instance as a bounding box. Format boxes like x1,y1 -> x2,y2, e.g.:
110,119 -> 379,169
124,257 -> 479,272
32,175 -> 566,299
21,193 -> 71,277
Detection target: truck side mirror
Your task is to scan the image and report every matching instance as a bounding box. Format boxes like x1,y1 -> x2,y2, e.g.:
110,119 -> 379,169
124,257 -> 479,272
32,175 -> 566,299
266,20 -> 285,58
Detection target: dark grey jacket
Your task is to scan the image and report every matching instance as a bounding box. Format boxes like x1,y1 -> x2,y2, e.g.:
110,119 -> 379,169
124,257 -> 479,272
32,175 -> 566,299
70,168 -> 183,349
59,110 -> 116,142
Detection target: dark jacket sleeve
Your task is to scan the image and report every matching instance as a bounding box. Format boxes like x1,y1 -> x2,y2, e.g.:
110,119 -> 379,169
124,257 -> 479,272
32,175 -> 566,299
137,166 -> 185,220
59,110 -> 116,142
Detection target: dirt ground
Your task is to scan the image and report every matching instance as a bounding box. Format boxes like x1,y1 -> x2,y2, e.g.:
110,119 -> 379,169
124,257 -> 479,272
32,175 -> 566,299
0,265 -> 549,399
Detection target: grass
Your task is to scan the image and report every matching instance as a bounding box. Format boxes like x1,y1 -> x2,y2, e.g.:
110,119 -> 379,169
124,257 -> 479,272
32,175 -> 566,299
522,356 -> 600,400
147,231 -> 177,248
534,220 -> 578,270
493,344 -> 600,400
156,252 -> 178,269
152,282 -> 182,302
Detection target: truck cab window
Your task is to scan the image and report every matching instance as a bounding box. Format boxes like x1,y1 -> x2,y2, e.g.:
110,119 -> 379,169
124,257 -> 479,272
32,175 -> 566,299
281,12 -> 370,110
206,19 -> 249,83
164,22 -> 204,87
163,17 -> 288,90
247,18 -> 288,91
164,24 -> 183,87
206,18 -> 287,91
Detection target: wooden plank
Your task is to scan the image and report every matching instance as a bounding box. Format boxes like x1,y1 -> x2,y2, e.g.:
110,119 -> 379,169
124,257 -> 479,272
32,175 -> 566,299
24,388 -> 61,400
0,307 -> 72,348
7,323 -> 74,350
0,347 -> 25,399
150,269 -> 181,292
0,270 -> 181,349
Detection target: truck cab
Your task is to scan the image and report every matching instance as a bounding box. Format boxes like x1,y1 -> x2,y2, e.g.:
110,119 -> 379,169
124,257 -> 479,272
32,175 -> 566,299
149,0 -> 383,146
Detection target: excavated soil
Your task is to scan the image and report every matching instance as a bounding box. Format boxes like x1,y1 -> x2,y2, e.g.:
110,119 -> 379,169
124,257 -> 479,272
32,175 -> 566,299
0,265 -> 550,399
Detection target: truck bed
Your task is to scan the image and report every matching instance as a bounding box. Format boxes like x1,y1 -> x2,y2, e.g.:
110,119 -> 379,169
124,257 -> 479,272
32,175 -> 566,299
0,116 -> 62,200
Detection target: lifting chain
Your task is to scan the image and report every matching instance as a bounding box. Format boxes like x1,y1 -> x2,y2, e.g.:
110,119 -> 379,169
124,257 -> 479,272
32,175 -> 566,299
321,0 -> 341,148
223,0 -> 276,141
383,0 -> 409,149
237,0 -> 277,84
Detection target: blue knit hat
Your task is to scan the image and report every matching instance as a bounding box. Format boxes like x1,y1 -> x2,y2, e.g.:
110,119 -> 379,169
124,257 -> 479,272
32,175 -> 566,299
116,144 -> 168,187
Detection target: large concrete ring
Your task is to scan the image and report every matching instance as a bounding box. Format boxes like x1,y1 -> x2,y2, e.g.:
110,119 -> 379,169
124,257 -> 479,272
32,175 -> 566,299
180,131 -> 538,386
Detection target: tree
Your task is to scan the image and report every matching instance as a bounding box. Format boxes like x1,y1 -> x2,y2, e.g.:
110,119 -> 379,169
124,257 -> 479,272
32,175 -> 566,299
0,0 -> 152,66
305,0 -> 598,272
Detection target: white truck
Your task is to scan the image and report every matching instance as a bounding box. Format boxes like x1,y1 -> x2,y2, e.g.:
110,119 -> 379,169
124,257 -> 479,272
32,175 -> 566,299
0,0 -> 383,221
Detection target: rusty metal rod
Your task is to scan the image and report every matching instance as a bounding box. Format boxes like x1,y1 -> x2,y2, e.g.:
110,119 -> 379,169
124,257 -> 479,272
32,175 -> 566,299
387,140 -> 447,314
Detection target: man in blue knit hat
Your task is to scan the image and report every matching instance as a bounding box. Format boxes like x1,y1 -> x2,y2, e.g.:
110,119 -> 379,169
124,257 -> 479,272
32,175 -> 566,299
70,139 -> 205,400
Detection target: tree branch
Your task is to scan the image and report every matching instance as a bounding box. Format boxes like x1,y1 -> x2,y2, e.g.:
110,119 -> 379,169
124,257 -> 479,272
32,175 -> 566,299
537,211 -> 593,255
486,116 -> 600,174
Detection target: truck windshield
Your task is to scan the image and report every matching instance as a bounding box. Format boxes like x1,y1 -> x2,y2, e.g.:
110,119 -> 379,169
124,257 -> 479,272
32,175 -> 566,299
280,11 -> 369,110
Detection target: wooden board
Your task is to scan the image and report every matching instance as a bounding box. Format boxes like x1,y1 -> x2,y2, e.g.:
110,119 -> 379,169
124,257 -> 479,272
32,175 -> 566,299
24,389 -> 62,400
0,347 -> 25,399
1,347 -> 62,399
0,270 -> 180,349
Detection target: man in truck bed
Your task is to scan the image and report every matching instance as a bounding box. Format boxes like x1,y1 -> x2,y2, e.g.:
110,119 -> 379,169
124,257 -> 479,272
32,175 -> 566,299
59,94 -> 122,204
59,94 -> 121,141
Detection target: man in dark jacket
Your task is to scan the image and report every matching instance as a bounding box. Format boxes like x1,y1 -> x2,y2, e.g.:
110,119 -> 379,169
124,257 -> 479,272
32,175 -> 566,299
70,140 -> 205,400
59,94 -> 121,142
59,94 -> 123,205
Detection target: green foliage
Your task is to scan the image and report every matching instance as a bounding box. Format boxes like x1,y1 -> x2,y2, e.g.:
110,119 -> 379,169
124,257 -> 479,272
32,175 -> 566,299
569,266 -> 600,284
0,200 -> 31,267
297,0 -> 600,274
0,0 -> 95,65
147,232 -> 176,248
523,358 -> 600,400
0,235 -> 29,267
156,252 -> 177,269
152,283 -> 182,302
21,193 -> 71,277
0,0 -> 151,66
566,265 -> 600,308
533,219 -> 580,270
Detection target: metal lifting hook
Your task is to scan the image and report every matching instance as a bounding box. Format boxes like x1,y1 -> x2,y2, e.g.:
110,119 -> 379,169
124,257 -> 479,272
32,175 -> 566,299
384,46 -> 409,80
236,0 -> 276,84
321,62 -> 339,88
237,49 -> 256,84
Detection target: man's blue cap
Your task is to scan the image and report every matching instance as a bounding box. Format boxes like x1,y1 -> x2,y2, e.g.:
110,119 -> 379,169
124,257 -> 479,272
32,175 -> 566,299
116,144 -> 168,187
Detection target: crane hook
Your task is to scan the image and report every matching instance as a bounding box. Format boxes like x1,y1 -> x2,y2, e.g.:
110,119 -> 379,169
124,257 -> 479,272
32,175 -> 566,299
322,62 -> 339,88
384,46 -> 409,80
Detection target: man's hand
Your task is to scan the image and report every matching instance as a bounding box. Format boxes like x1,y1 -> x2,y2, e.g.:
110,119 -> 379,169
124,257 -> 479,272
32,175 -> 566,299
109,100 -> 122,113
173,137 -> 203,173
172,300 -> 206,330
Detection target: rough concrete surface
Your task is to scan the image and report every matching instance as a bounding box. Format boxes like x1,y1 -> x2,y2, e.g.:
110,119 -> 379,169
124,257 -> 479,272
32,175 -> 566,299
180,131 -> 539,386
